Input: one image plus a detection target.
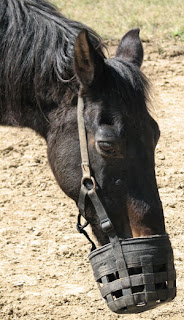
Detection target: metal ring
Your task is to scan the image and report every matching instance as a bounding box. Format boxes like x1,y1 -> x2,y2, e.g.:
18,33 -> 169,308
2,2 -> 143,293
81,176 -> 96,191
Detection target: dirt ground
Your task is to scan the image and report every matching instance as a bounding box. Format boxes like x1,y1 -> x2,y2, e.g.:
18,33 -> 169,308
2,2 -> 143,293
0,40 -> 184,320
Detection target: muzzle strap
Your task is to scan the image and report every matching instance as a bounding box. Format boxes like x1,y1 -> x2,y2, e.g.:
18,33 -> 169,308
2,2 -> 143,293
78,184 -> 88,219
78,180 -> 132,295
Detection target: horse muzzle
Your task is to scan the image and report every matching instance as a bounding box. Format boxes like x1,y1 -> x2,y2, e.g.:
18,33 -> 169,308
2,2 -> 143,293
89,234 -> 176,314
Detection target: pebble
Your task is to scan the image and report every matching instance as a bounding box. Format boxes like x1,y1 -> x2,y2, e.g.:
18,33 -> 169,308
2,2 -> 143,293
7,308 -> 13,315
158,154 -> 165,160
12,281 -> 24,287
169,203 -> 176,208
30,240 -> 41,247
34,231 -> 42,236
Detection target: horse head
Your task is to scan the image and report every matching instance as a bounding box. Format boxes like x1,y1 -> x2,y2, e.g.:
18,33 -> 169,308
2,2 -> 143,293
72,28 -> 165,245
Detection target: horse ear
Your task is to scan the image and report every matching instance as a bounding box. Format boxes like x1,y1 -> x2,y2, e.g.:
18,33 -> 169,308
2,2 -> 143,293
115,28 -> 143,68
74,29 -> 104,87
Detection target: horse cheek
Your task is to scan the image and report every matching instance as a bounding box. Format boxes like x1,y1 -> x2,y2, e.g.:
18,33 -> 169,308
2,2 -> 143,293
47,135 -> 81,203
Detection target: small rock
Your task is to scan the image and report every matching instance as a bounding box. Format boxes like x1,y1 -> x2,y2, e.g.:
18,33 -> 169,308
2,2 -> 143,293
60,203 -> 66,207
55,301 -> 63,306
158,154 -> 165,160
34,231 -> 42,236
7,308 -> 13,315
13,281 -> 24,287
30,240 -> 41,247
169,203 -> 176,208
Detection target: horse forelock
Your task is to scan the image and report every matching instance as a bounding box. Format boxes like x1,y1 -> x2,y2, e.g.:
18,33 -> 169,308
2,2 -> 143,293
83,57 -> 150,132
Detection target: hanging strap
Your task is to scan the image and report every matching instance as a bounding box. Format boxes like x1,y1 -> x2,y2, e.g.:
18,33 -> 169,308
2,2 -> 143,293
76,213 -> 96,251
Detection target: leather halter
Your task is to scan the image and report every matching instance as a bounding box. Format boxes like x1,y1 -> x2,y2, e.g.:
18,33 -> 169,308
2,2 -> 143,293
76,91 -> 131,282
77,92 -> 116,250
77,91 -> 115,234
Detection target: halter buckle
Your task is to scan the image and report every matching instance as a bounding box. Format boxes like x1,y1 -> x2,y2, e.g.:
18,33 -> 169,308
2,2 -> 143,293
101,218 -> 113,233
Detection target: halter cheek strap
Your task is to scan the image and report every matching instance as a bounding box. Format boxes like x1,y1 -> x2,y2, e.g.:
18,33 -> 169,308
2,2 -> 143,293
77,92 -> 114,235
77,91 -> 117,237
77,94 -> 91,180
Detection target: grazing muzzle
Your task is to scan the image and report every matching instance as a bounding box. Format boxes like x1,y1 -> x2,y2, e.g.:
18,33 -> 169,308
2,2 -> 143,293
77,93 -> 176,314
89,235 -> 176,314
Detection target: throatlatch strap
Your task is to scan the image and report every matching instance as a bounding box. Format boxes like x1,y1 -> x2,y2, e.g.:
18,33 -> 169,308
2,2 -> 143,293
88,188 -> 131,283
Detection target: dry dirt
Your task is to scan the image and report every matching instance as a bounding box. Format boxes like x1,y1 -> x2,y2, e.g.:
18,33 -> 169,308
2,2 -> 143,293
0,40 -> 184,320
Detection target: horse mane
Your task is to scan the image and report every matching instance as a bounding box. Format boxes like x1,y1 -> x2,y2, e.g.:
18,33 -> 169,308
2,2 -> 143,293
0,0 -> 105,124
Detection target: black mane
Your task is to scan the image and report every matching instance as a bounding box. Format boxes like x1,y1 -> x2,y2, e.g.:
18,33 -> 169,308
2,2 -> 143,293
0,0 -> 150,130
0,0 -> 104,124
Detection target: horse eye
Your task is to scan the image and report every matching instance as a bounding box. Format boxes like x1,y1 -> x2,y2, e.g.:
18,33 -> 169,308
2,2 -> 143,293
97,141 -> 115,155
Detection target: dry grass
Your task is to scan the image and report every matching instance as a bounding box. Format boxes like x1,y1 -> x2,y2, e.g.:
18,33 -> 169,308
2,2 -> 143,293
50,0 -> 184,42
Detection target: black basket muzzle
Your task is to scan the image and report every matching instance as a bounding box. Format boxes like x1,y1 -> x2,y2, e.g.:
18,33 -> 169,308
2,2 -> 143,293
77,179 -> 176,314
89,234 -> 176,314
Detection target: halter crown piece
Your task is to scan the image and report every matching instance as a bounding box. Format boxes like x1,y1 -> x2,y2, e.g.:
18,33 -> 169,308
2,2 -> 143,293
76,90 -> 176,314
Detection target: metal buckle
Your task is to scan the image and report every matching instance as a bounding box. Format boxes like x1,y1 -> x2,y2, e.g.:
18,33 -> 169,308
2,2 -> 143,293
101,218 -> 113,233
81,176 -> 96,191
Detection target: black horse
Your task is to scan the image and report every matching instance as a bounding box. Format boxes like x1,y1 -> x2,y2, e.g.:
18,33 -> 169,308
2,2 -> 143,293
0,0 -> 176,313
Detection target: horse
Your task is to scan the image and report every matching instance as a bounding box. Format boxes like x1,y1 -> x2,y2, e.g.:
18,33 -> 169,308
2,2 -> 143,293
0,0 -> 176,314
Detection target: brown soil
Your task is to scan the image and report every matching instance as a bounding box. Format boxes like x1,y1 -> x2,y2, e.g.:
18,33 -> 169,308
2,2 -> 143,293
0,40 -> 184,320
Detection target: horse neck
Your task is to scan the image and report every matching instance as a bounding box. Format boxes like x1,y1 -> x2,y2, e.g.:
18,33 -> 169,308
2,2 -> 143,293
0,85 -> 78,141
0,101 -> 50,139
